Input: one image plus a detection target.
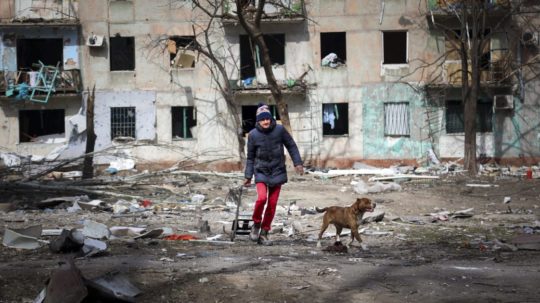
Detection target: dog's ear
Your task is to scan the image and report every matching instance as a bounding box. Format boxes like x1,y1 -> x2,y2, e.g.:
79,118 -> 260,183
352,198 -> 362,213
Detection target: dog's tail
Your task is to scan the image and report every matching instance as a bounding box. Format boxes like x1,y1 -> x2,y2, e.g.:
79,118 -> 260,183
315,207 -> 328,213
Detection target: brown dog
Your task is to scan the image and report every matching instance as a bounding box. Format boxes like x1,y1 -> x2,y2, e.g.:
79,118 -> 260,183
316,198 -> 375,248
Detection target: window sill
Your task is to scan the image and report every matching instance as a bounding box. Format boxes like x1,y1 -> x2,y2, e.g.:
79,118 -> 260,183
382,63 -> 409,67
321,65 -> 347,69
170,67 -> 195,71
323,134 -> 349,138
445,132 -> 493,135
384,135 -> 410,138
172,138 -> 196,141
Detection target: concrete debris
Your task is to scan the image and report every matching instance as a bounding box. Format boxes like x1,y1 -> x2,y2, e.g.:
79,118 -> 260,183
82,238 -> 107,257
49,229 -> 84,253
36,261 -> 141,303
429,208 -> 474,221
352,179 -> 402,194
38,196 -> 90,209
510,234 -> 540,250
361,210 -> 385,224
82,220 -> 111,240
43,260 -> 88,303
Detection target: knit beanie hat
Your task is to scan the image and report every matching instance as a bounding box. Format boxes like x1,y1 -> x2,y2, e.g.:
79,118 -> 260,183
256,103 -> 272,122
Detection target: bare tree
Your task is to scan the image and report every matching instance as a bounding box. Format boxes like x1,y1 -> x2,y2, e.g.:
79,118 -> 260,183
419,0 -> 540,175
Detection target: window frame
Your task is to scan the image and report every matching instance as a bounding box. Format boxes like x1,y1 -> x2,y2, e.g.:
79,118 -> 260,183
171,106 -> 197,140
382,31 -> 408,65
320,32 -> 347,66
445,99 -> 493,134
18,109 -> 65,143
110,106 -> 136,140
109,36 -> 136,71
384,102 -> 410,137
168,36 -> 197,69
322,103 -> 349,137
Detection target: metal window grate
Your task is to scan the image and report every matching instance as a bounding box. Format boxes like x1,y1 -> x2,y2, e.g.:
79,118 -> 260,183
111,107 -> 136,139
384,102 -> 410,136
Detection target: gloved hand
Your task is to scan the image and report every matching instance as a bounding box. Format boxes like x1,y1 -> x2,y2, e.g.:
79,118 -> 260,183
244,178 -> 252,187
295,165 -> 304,175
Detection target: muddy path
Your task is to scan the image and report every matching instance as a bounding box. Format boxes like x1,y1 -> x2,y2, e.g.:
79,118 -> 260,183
0,175 -> 539,302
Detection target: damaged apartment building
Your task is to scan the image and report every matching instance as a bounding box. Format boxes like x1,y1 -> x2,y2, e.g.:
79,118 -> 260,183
1,0 -> 539,171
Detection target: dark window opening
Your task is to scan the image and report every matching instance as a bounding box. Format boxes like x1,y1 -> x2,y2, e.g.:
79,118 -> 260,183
17,38 -> 63,70
320,32 -> 346,66
111,107 -> 136,139
168,36 -> 197,68
19,109 -> 65,142
446,100 -> 493,134
323,103 -> 348,136
110,36 -> 135,71
242,105 -> 281,135
172,106 -> 197,139
240,34 -> 285,79
383,31 -> 407,64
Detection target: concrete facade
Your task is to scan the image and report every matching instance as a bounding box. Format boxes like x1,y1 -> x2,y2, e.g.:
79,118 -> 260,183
1,0 -> 539,170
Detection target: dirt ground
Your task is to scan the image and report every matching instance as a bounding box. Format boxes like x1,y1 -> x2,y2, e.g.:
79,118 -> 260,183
1,172 -> 539,302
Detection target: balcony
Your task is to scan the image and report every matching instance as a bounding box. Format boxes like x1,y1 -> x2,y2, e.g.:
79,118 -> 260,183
0,68 -> 82,102
434,56 -> 513,87
427,0 -> 511,26
222,0 -> 305,24
0,0 -> 78,24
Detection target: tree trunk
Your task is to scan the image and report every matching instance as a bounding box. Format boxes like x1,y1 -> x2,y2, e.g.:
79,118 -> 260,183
235,0 -> 293,135
82,85 -> 97,179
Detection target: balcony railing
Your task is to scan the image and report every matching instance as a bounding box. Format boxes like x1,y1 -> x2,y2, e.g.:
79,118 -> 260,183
427,0 -> 510,11
222,0 -> 305,23
440,56 -> 513,86
1,69 -> 82,100
0,0 -> 78,23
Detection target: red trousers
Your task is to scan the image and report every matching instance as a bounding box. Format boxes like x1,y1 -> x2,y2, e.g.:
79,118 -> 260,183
252,183 -> 282,231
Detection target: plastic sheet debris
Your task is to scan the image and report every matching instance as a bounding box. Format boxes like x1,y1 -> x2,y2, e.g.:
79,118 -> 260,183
164,234 -> 198,241
3,225 -> 43,249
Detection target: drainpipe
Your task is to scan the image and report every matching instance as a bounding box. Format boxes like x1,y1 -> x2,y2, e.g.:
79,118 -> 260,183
379,0 -> 385,25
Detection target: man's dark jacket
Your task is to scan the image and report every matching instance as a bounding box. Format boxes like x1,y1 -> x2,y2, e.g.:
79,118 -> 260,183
244,120 -> 302,186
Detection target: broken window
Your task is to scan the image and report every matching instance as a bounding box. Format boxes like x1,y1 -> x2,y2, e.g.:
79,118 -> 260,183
322,103 -> 348,136
241,105 -> 281,135
240,34 -> 285,79
384,102 -> 410,136
383,31 -> 407,64
19,109 -> 65,143
110,36 -> 135,71
168,36 -> 197,68
445,29 -> 491,69
446,100 -> 493,134
172,106 -> 197,139
320,32 -> 346,67
111,107 -> 136,139
17,38 -> 63,70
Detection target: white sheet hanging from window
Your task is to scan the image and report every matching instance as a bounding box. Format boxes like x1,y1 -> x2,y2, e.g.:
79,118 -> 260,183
323,104 -> 336,129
